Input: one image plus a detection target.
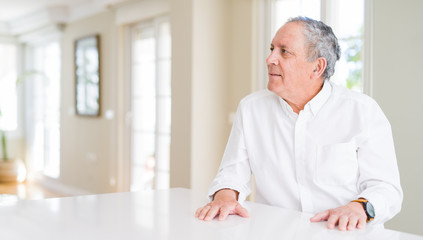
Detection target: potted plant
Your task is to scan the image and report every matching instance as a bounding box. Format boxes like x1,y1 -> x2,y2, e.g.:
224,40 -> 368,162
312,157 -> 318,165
0,109 -> 26,183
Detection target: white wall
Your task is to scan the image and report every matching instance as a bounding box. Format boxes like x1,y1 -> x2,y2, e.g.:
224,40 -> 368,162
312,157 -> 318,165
228,0 -> 254,112
169,0 -> 193,189
170,0 -> 254,195
190,0 -> 231,194
60,11 -> 119,194
373,0 -> 423,235
170,0 -> 232,195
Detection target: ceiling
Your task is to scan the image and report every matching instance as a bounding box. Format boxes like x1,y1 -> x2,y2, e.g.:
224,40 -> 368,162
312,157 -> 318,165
0,0 -> 89,22
0,0 -> 130,35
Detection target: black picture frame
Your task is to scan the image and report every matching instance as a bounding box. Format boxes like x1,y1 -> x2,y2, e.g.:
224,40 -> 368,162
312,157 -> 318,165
75,34 -> 101,117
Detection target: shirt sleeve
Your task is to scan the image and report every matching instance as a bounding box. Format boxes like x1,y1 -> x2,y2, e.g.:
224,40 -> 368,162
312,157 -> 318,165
207,103 -> 252,204
356,99 -> 403,224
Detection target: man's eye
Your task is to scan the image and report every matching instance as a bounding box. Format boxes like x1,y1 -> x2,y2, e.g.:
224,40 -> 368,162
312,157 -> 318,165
270,47 -> 274,52
282,49 -> 288,54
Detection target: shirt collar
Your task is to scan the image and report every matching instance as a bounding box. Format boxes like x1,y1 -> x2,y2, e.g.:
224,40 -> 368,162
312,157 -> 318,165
278,94 -> 297,118
277,80 -> 332,118
306,80 -> 332,116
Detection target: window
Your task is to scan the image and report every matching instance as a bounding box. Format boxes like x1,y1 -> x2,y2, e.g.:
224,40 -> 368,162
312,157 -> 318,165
272,0 -> 320,31
129,17 -> 171,191
262,0 -> 365,92
0,43 -> 18,131
326,0 -> 364,91
25,42 -> 61,178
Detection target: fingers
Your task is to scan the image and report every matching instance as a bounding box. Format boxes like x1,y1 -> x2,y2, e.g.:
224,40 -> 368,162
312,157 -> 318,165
357,216 -> 367,229
347,216 -> 359,231
326,213 -> 338,229
195,203 -> 225,221
337,215 -> 349,231
327,214 -> 365,231
310,210 -> 329,222
196,204 -> 220,221
313,203 -> 368,231
204,205 -> 220,221
196,204 -> 212,220
234,204 -> 250,218
218,207 -> 231,221
195,202 -> 249,221
195,206 -> 203,218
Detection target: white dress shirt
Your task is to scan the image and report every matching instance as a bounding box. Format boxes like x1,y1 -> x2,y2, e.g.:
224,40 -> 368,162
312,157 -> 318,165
208,80 -> 403,224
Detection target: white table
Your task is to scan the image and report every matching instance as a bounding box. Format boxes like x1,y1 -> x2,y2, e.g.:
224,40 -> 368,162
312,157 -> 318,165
0,188 -> 421,240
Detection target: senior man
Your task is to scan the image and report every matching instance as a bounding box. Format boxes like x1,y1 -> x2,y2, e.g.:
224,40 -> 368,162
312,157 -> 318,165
195,16 -> 403,231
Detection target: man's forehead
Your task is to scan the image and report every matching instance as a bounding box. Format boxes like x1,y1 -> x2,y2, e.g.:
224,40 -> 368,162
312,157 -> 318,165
277,22 -> 304,39
272,22 -> 305,47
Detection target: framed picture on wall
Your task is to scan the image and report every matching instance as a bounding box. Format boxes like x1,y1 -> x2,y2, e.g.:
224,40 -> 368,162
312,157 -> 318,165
74,34 -> 101,117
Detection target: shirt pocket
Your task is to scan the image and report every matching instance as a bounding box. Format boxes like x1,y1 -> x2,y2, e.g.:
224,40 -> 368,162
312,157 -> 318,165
315,142 -> 358,186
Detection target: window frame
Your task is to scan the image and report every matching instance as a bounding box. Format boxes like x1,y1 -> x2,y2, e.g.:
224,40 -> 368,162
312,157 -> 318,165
125,15 -> 172,191
253,0 -> 374,96
22,35 -> 62,180
0,39 -> 22,138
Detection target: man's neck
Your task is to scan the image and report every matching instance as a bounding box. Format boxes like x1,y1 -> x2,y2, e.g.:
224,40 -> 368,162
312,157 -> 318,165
284,80 -> 324,114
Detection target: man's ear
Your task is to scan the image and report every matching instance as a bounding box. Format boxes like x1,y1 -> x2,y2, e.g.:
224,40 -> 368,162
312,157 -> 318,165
311,57 -> 327,79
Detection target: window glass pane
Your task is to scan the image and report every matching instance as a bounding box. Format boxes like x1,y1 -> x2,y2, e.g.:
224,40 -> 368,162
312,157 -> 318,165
157,59 -> 171,96
132,96 -> 156,132
155,135 -> 170,172
133,27 -> 155,63
329,0 -> 364,39
0,44 -> 17,131
131,24 -> 158,192
273,0 -> 321,35
42,42 -> 61,178
155,134 -> 170,189
130,19 -> 171,191
132,62 -> 156,97
158,22 -> 171,59
331,37 -> 363,91
157,97 -> 171,134
43,128 -> 60,178
131,132 -> 155,191
25,42 -> 61,178
329,0 -> 364,91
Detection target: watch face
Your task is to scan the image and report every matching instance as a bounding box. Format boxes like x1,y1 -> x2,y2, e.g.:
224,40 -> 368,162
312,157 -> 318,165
366,202 -> 375,218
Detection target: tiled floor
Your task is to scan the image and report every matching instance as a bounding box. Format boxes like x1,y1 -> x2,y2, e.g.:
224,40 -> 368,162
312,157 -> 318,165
0,180 -> 64,201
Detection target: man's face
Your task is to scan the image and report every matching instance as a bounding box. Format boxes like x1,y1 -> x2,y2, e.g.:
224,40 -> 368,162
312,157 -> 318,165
266,22 -> 318,99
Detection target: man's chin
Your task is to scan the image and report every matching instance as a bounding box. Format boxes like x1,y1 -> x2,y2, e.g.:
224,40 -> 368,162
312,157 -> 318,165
267,84 -> 286,98
267,83 -> 280,93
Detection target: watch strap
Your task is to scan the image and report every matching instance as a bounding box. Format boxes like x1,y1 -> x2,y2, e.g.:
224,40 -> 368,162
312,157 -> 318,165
351,198 -> 374,222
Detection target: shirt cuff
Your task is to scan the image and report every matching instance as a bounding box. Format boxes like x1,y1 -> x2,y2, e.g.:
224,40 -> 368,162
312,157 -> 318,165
208,183 -> 251,205
358,193 -> 387,224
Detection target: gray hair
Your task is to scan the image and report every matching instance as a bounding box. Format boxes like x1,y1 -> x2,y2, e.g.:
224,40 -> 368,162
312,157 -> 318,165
287,16 -> 341,80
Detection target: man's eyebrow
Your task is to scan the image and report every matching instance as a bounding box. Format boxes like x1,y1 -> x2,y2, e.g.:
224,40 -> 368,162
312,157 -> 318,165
278,44 -> 289,49
270,43 -> 289,49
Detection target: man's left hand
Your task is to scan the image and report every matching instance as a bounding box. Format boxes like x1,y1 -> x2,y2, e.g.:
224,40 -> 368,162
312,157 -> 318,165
310,202 -> 367,231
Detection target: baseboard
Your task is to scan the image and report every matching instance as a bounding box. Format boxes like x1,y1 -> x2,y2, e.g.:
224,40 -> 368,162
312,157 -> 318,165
34,175 -> 93,197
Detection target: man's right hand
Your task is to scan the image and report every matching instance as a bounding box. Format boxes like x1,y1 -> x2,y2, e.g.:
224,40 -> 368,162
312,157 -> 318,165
195,189 -> 249,221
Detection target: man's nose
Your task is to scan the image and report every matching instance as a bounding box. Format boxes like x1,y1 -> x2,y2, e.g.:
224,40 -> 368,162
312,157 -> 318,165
266,51 -> 278,66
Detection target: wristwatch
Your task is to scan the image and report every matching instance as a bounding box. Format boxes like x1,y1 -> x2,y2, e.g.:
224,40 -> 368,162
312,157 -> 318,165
351,198 -> 375,222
